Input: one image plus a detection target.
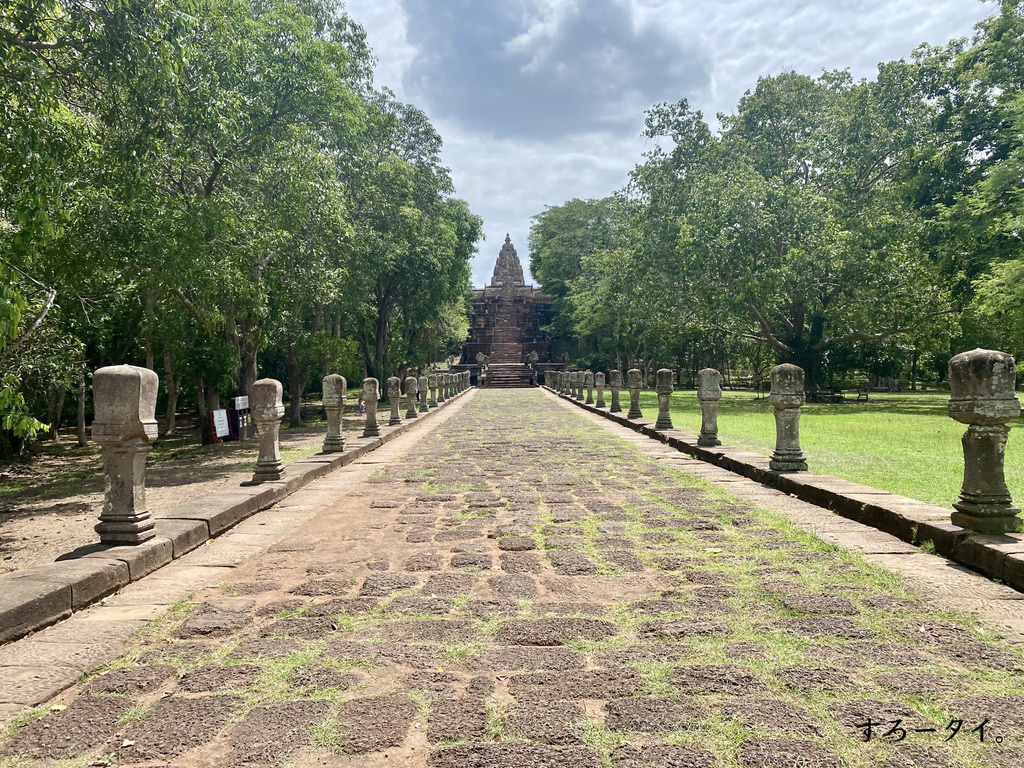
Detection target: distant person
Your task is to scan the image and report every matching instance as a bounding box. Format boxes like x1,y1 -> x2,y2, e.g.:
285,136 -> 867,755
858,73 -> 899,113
358,398 -> 366,415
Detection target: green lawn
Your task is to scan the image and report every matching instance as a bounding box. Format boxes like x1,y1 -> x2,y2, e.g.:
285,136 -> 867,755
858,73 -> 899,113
636,390 -> 1024,508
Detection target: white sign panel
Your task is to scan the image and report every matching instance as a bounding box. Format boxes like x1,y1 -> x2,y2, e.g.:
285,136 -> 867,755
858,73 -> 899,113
234,396 -> 249,410
212,409 -> 230,438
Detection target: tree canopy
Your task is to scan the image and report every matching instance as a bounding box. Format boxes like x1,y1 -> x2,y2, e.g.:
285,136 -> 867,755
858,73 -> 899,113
531,1 -> 1024,387
1,0 -> 481,451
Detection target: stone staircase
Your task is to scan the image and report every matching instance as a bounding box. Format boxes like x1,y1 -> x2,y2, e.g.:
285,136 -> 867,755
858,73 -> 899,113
485,363 -> 535,388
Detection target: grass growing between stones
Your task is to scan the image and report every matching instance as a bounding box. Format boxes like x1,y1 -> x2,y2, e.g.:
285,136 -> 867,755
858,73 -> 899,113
635,389 -> 1023,507
5,389 -> 1024,768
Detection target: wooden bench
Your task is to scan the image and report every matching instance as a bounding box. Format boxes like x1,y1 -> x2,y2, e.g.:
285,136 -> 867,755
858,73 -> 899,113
807,388 -> 844,403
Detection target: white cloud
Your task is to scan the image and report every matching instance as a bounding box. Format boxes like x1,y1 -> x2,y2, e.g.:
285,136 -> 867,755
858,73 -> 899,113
344,0 -> 993,287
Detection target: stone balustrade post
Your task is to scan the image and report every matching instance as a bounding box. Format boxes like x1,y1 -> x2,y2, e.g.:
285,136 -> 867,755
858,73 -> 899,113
697,368 -> 723,447
428,373 -> 438,408
769,364 -> 808,472
438,374 -> 447,403
387,376 -> 402,426
418,376 -> 429,412
362,378 -> 380,437
575,372 -> 584,400
609,370 -> 622,413
626,369 -> 643,419
596,372 -> 606,408
92,365 -> 159,545
321,374 -> 346,453
404,376 -> 419,419
569,371 -> 579,400
655,368 -> 674,430
585,371 -> 595,404
948,349 -> 1021,533
251,378 -> 286,483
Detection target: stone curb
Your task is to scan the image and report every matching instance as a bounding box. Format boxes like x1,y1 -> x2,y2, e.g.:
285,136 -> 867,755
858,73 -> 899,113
545,386 -> 1024,593
0,388 -> 472,645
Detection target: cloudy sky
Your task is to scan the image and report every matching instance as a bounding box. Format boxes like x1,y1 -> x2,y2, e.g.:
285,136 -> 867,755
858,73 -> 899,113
343,0 -> 993,287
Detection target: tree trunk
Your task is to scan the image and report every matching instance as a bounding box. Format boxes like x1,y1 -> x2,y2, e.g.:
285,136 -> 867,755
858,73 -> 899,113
284,348 -> 304,428
910,348 -> 919,392
144,282 -> 156,370
76,378 -> 87,447
241,326 -> 259,398
164,350 -> 180,436
46,388 -> 65,442
196,374 -> 211,443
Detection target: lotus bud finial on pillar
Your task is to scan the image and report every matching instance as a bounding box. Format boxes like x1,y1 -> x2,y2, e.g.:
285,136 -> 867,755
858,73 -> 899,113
321,374 -> 346,452
609,370 -> 622,413
769,364 -> 808,472
362,378 -> 380,438
654,368 -> 674,430
251,378 -> 286,482
92,365 -> 160,545
626,369 -> 643,419
405,376 -> 419,419
697,368 -> 723,447
948,349 -> 1021,533
387,376 -> 402,426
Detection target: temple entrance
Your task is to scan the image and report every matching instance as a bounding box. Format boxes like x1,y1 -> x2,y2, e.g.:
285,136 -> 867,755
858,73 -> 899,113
454,235 -> 557,387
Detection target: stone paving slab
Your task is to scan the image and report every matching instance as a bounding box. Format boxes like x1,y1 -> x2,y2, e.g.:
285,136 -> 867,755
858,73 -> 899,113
0,391 -> 474,722
0,388 -> 470,645
2,388 -> 1022,768
554,386 -> 1024,594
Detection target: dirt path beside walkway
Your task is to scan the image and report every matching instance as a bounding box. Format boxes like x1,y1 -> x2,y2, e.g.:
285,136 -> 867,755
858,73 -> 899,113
0,414 -> 366,574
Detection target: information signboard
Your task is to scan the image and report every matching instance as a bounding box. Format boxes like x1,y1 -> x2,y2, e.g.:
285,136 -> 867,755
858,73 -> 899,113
212,409 -> 230,438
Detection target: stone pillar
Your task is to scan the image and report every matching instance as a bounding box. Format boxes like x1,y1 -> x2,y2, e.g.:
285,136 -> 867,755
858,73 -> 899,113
418,376 -> 429,412
362,378 -> 380,438
387,376 -> 402,426
437,374 -> 447,403
595,372 -> 606,408
402,377 -> 417,419
948,349 -> 1021,533
568,371 -> 578,400
609,370 -> 622,413
585,371 -> 595,404
769,364 -> 808,472
697,368 -> 723,447
428,373 -> 438,408
251,378 -> 286,483
626,369 -> 643,419
321,374 -> 346,453
92,365 -> 159,545
655,369 -> 674,430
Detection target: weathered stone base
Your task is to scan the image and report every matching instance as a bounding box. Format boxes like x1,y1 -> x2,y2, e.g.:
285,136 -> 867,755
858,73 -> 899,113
253,461 -> 286,483
94,517 -> 156,546
770,460 -> 806,473
952,505 -> 1023,534
321,436 -> 344,453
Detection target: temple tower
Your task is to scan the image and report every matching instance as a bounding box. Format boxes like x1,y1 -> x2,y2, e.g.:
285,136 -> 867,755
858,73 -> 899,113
456,235 -> 554,387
